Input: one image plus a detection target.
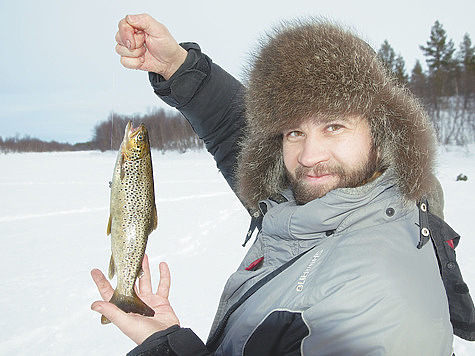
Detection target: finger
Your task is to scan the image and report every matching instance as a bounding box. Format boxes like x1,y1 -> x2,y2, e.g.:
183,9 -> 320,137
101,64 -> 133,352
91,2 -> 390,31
115,31 -> 124,46
125,14 -> 167,38
115,43 -> 146,58
91,269 -> 114,302
133,31 -> 146,48
156,262 -> 171,299
117,17 -> 136,49
91,301 -> 165,345
120,56 -> 145,70
138,254 -> 153,295
91,300 -> 129,327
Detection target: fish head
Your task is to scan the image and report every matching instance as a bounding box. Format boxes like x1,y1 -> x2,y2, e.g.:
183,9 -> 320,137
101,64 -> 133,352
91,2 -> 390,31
121,121 -> 151,161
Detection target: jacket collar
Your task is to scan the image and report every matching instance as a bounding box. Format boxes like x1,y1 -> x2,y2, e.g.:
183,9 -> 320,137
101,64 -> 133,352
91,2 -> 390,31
260,168 -> 402,241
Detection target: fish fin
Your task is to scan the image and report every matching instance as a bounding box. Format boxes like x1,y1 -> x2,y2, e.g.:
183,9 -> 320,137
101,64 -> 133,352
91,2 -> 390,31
152,204 -> 158,231
108,255 -> 115,280
106,215 -> 112,236
101,290 -> 154,325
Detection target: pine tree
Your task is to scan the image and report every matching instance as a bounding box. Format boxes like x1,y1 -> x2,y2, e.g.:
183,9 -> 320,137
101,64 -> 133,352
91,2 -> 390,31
409,60 -> 426,99
457,33 -> 475,99
394,55 -> 409,85
377,40 -> 396,71
377,40 -> 408,86
419,20 -> 456,97
419,20 -> 459,142
455,33 -> 475,143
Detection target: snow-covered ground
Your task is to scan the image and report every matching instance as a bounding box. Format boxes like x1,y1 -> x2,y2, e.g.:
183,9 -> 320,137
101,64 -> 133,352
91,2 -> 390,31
1,146 -> 474,355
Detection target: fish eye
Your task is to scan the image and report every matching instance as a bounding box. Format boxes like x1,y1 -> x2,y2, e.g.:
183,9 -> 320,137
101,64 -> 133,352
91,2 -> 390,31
137,134 -> 144,141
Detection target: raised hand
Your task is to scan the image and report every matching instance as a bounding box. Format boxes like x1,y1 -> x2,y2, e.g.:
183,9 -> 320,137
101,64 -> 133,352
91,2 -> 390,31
91,255 -> 180,345
115,14 -> 188,80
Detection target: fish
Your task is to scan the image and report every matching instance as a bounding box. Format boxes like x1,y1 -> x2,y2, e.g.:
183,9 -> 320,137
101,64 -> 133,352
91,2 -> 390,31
102,121 -> 158,324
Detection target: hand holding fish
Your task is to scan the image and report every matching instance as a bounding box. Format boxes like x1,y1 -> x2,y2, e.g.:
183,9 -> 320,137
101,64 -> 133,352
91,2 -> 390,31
115,14 -> 187,80
91,255 -> 180,345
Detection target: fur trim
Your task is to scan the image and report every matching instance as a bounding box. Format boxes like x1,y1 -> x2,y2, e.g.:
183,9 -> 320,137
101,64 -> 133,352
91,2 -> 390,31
236,18 -> 437,210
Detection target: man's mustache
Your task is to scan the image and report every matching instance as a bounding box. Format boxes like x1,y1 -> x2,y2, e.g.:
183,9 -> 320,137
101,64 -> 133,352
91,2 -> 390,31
295,164 -> 344,179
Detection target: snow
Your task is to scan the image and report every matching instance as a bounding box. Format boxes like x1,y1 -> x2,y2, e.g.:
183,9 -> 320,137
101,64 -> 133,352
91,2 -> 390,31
1,147 -> 474,355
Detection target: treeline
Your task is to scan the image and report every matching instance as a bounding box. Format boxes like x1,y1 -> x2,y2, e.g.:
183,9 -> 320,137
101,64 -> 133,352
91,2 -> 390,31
93,109 -> 204,152
0,135 -> 94,153
0,109 -> 203,153
377,20 -> 474,145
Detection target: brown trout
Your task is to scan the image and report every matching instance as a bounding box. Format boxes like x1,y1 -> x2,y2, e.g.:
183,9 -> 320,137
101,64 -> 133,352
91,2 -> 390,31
103,121 -> 158,324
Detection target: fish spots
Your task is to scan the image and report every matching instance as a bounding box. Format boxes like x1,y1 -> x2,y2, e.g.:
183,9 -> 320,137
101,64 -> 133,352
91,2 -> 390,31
117,160 -> 155,217
107,123 -> 156,308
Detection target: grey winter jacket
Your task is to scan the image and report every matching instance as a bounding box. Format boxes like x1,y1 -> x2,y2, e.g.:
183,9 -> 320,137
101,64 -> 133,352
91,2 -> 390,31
205,169 -> 454,355
127,44 -> 461,356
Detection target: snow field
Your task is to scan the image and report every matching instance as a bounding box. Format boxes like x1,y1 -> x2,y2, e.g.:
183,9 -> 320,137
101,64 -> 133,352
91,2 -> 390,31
0,147 -> 474,355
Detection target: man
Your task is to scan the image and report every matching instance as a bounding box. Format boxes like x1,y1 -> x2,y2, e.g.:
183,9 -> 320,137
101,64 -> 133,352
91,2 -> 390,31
91,14 -> 472,355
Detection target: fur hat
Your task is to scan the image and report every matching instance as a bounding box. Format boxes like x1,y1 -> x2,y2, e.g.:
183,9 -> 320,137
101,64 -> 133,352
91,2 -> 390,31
236,18 -> 437,211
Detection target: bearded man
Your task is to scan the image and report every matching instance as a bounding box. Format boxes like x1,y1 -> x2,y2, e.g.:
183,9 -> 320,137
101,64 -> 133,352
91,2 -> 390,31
91,14 -> 475,355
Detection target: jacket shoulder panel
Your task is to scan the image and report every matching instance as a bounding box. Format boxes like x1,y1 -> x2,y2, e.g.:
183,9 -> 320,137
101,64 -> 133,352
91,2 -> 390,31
243,309 -> 309,356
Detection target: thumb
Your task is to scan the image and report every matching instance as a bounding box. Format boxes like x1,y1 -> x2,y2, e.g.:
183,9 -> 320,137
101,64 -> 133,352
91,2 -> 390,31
91,300 -> 147,345
126,14 -> 164,37
91,300 -> 128,326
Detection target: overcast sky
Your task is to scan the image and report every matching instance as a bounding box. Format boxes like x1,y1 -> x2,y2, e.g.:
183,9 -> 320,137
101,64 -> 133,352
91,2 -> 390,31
1,0 -> 474,143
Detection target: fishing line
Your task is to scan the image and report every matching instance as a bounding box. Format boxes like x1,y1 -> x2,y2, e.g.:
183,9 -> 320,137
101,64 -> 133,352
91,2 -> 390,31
110,70 -> 116,151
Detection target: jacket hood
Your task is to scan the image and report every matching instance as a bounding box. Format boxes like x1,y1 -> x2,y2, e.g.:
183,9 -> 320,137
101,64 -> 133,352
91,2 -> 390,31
236,18 -> 437,211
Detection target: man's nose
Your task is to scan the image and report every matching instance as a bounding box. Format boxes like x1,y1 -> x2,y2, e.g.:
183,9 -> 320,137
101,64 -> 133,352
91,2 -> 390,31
298,136 -> 330,167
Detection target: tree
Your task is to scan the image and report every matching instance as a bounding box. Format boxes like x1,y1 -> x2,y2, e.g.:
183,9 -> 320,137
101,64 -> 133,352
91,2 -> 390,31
419,20 -> 459,142
409,60 -> 426,99
419,20 -> 456,97
457,33 -> 475,99
378,40 -> 408,86
456,33 -> 475,142
92,109 -> 204,152
394,55 -> 409,85
378,40 -> 396,71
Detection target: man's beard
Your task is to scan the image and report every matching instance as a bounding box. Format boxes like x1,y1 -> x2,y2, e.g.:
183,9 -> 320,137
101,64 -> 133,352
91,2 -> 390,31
288,147 -> 380,205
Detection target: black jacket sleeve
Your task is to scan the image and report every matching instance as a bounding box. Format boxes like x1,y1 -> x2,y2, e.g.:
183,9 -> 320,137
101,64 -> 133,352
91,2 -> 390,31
127,325 -> 211,356
132,44 -> 247,356
427,211 -> 475,341
148,43 -> 246,195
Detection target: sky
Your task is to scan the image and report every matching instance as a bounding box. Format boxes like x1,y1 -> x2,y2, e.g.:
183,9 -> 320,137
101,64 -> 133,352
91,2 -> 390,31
0,0 -> 474,143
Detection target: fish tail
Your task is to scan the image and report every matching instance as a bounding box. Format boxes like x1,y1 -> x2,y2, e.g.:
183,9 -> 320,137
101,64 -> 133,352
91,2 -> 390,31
101,290 -> 154,325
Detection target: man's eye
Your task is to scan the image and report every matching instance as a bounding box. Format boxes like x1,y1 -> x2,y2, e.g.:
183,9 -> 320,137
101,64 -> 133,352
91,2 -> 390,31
326,124 -> 343,132
286,131 -> 303,137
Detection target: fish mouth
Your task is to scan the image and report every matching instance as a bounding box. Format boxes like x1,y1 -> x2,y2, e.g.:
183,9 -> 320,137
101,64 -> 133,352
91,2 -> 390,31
121,121 -> 149,161
125,121 -> 145,139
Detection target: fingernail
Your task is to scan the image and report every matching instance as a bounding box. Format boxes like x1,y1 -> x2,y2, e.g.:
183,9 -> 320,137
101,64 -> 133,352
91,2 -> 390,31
92,304 -> 103,312
127,15 -> 136,22
126,40 -> 131,49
